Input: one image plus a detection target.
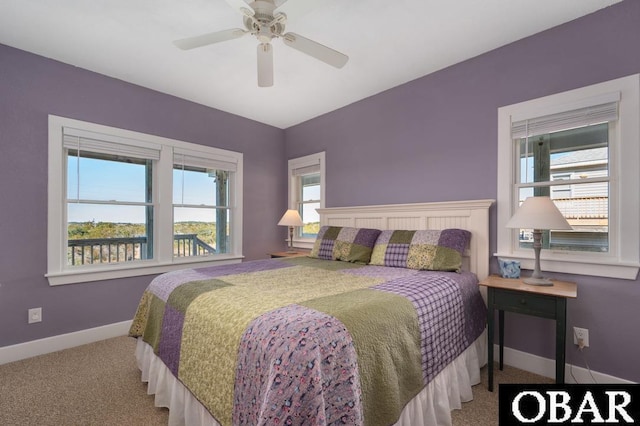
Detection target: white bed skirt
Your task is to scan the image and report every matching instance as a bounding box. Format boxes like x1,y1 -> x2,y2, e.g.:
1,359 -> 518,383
135,330 -> 487,426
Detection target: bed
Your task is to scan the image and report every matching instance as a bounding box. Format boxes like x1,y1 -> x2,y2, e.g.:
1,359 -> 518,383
130,199 -> 493,426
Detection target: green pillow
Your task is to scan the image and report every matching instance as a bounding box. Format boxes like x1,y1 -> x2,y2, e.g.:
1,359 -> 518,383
370,229 -> 470,272
310,226 -> 382,264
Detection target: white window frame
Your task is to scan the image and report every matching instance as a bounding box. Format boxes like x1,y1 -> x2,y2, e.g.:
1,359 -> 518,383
47,115 -> 243,285
287,152 -> 325,250
496,74 -> 640,280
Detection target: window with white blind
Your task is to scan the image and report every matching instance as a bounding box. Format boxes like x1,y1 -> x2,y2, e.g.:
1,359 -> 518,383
47,115 -> 243,285
287,152 -> 325,248
496,74 -> 640,279
172,149 -> 238,258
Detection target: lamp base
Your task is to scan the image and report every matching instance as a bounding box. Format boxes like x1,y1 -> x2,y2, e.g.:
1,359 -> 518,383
523,277 -> 554,286
286,227 -> 295,252
524,229 -> 553,286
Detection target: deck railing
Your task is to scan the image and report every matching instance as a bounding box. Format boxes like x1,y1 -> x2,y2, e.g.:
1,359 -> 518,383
67,234 -> 216,265
173,234 -> 217,258
554,197 -> 608,219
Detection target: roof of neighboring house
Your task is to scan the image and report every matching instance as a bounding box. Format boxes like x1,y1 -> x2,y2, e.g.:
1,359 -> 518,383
552,147 -> 607,167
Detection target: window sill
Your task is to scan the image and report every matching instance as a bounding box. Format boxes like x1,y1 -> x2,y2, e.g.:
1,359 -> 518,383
291,238 -> 316,251
46,255 -> 244,286
494,252 -> 639,280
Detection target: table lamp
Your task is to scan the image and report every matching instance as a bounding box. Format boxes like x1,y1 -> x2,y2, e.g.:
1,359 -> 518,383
278,209 -> 304,252
506,196 -> 572,286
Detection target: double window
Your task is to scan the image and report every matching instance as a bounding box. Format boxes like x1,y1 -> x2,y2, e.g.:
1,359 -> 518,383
48,116 -> 243,285
287,152 -> 325,248
496,74 -> 640,279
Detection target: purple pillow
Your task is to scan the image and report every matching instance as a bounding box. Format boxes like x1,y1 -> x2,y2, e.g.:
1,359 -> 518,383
370,229 -> 470,272
310,226 -> 382,264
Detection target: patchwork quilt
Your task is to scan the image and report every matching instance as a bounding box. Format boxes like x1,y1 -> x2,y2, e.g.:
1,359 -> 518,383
129,257 -> 486,426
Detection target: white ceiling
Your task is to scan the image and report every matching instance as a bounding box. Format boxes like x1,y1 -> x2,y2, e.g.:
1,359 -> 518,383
0,0 -> 621,129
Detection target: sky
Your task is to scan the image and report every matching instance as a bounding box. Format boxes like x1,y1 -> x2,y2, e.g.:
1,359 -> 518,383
67,154 -> 322,226
67,155 -> 222,224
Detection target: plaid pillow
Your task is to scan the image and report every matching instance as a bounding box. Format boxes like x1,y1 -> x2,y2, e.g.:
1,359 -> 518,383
310,226 -> 382,264
369,229 -> 471,272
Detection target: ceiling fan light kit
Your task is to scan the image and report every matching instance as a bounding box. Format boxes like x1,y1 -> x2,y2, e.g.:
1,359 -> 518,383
173,0 -> 348,87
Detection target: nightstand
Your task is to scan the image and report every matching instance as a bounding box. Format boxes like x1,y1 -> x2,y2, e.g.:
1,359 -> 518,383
479,275 -> 577,391
269,249 -> 311,258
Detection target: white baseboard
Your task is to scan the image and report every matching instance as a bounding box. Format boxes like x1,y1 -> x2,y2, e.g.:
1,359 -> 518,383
496,344 -> 634,385
0,320 -> 132,365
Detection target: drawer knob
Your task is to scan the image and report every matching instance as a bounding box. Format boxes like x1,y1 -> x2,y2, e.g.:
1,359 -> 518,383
520,298 -> 527,305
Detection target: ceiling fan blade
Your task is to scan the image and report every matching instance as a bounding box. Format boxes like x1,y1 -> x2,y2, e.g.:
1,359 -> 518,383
274,0 -> 323,22
173,29 -> 246,50
257,43 -> 274,87
222,0 -> 255,17
283,32 -> 348,68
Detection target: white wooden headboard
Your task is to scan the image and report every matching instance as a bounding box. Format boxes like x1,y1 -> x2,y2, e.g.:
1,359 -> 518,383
316,199 -> 494,280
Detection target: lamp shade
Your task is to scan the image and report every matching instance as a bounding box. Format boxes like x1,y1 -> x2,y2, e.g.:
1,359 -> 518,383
506,196 -> 572,230
278,209 -> 304,227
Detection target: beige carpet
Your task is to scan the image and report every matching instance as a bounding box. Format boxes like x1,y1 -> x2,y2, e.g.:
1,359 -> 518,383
0,336 -> 551,425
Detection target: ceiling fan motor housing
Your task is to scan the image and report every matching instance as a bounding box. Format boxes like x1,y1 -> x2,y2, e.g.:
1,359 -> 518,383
244,0 -> 286,42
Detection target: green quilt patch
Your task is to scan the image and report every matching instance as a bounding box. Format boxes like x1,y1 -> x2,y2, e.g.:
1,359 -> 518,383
302,288 -> 423,426
167,279 -> 232,313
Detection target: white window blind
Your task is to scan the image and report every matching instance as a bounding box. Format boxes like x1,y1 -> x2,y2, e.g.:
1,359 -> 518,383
291,163 -> 320,176
511,101 -> 619,139
173,148 -> 237,172
63,127 -> 161,160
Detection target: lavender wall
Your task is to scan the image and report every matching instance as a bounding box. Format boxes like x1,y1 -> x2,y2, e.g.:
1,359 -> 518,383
285,0 -> 640,382
0,44 -> 287,347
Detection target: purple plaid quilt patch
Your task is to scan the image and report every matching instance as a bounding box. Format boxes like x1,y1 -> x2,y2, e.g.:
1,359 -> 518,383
317,239 -> 335,259
374,272 -> 469,382
383,243 -> 410,267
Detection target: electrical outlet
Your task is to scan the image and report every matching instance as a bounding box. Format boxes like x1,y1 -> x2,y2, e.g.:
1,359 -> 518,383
28,307 -> 42,324
573,327 -> 589,348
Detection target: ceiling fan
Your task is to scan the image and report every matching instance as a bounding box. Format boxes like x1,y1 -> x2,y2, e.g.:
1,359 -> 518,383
173,0 -> 349,87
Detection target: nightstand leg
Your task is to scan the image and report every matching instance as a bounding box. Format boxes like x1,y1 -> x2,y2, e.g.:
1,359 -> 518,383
556,299 -> 567,384
499,310 -> 504,370
487,289 -> 495,392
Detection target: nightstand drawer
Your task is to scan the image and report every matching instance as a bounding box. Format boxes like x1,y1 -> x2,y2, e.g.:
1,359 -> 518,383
493,289 -> 557,318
